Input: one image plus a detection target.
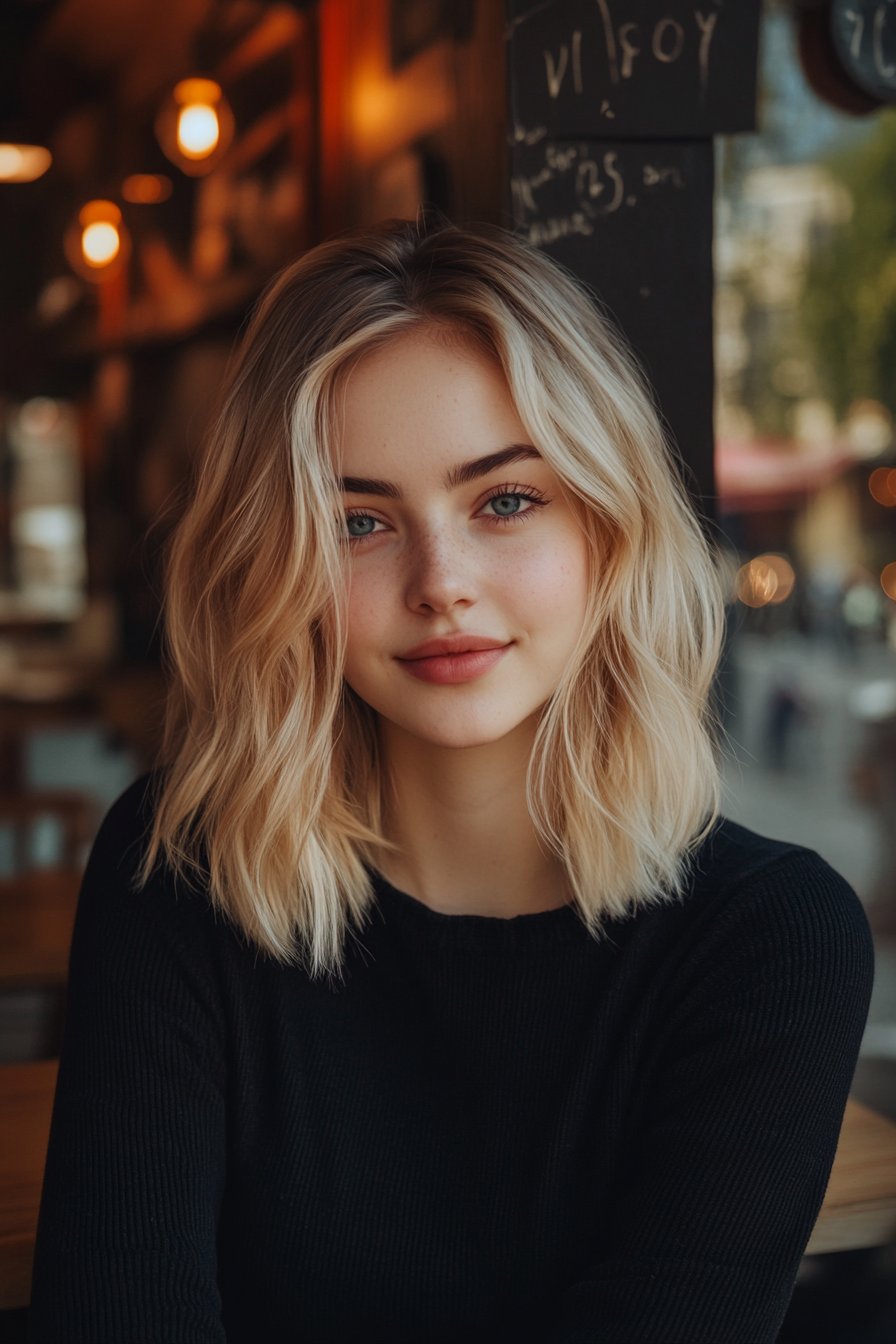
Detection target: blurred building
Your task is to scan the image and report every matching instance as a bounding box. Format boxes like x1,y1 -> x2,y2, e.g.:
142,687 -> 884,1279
716,161 -> 852,446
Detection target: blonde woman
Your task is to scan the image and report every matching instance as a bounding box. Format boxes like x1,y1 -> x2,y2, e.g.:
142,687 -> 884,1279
32,221 -> 871,1344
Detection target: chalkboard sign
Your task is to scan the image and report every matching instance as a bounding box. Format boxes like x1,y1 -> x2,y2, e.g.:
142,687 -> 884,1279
507,0 -> 761,140
831,0 -> 896,102
512,137 -> 715,503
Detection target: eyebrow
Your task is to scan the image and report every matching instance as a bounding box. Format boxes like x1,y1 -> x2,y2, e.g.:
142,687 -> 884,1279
339,444 -> 541,499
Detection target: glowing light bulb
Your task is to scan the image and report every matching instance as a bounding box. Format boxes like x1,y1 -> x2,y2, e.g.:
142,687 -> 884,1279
0,146 -> 23,177
65,201 -> 128,282
177,103 -> 220,159
0,143 -> 52,182
81,221 -> 120,267
155,78 -> 233,176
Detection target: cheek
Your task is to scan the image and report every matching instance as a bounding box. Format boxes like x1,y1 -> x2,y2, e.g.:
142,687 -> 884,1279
345,563 -> 395,660
506,530 -> 590,633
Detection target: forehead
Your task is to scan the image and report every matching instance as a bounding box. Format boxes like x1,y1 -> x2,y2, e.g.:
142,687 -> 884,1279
338,328 -> 526,474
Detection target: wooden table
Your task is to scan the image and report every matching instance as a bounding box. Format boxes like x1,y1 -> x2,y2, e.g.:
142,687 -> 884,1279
0,1059 -> 57,1310
2,1076 -> 896,1312
805,1098 -> 896,1254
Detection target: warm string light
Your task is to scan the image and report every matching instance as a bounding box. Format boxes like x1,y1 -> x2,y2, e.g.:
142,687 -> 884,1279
178,102 -> 220,158
64,200 -> 130,282
79,202 -> 121,269
55,73 -> 236,300
0,143 -> 52,182
82,221 -> 120,267
122,174 -> 172,204
155,77 -> 234,176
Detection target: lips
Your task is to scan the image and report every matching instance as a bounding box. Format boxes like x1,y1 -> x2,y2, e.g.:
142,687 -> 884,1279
396,634 -> 511,685
399,634 -> 508,660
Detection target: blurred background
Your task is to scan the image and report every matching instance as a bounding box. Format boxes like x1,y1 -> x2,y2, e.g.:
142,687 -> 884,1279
2,1 -> 896,1340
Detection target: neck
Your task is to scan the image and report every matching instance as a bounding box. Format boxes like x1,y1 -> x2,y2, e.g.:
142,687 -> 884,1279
374,717 -> 570,918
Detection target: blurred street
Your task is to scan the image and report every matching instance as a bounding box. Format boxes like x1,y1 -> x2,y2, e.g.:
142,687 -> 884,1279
723,630 -> 896,1123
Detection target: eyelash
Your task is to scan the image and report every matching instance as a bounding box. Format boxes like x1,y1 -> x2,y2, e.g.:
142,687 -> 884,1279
481,483 -> 550,524
344,483 -> 551,541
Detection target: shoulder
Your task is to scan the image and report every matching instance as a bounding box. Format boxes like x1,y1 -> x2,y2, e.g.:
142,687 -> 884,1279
65,776 -> 249,1047
671,817 -> 874,996
692,817 -> 865,923
608,821 -> 874,1057
87,772 -> 207,906
88,771 -> 160,879
76,772 -> 219,954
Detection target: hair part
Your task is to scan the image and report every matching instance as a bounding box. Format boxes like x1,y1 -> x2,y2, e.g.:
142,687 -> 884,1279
142,218 -> 724,973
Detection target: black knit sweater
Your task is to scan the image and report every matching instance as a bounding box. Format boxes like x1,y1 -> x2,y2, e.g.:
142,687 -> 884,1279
30,778 -> 873,1344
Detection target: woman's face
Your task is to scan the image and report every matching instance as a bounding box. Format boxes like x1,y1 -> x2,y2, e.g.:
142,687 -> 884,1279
339,328 -> 591,750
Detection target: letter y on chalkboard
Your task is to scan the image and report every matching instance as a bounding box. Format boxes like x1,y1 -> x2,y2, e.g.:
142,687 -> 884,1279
695,11 -> 719,98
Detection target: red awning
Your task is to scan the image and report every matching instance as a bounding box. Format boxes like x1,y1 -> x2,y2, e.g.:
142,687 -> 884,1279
715,439 -> 854,513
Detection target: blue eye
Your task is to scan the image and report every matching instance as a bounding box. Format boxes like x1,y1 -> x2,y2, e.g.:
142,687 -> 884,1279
347,515 -> 378,537
489,493 -> 524,516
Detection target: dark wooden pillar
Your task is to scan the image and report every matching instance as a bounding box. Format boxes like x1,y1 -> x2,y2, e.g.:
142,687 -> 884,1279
506,1 -> 762,515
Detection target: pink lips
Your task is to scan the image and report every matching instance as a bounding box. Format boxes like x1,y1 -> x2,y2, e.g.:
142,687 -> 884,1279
396,634 -> 511,685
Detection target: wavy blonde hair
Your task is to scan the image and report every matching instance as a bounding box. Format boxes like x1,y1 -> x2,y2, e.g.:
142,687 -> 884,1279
144,218 -> 723,972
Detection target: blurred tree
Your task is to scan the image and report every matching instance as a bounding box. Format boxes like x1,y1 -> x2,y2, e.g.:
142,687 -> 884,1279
802,110 -> 896,420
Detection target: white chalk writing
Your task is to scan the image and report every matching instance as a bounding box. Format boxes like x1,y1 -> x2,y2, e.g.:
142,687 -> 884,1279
526,212 -> 595,246
618,23 -> 641,79
652,18 -> 684,62
544,45 -> 569,98
694,11 -> 718,97
539,6 -> 726,102
836,1 -> 896,85
643,163 -> 684,187
513,142 -> 692,235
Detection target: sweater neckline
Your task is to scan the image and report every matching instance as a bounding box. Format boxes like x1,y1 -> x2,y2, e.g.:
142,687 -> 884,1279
369,874 -> 586,953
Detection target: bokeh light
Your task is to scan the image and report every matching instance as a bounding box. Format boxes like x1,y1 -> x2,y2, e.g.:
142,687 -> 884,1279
122,173 -> 172,204
155,78 -> 233,176
881,563 -> 896,601
869,467 -> 896,506
0,143 -> 52,182
64,200 -> 129,282
81,222 -> 120,267
736,554 -> 796,608
177,104 -> 219,158
847,399 -> 893,458
18,397 -> 61,437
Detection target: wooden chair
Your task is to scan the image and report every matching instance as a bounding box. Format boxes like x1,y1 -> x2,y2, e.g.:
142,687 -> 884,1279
0,1079 -> 894,1314
0,792 -> 96,1066
0,790 -> 98,876
0,869 -> 82,992
0,790 -> 96,995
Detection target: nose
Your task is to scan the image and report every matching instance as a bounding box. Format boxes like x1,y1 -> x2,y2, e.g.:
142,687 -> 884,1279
404,526 -> 479,615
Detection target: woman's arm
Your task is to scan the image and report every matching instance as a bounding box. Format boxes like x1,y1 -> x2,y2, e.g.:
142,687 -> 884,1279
29,781 -> 228,1343
550,848 -> 874,1344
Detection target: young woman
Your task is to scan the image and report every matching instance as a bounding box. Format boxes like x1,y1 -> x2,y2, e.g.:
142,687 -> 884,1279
31,220 -> 872,1344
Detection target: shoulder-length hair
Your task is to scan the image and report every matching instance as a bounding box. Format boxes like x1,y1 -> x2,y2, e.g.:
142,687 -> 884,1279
143,218 -> 723,972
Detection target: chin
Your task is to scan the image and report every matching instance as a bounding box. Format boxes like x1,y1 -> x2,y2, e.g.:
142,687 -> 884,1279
388,708 -> 532,751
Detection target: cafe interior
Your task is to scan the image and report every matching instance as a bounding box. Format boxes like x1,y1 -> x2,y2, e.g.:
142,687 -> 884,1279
1,1 -> 896,1340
